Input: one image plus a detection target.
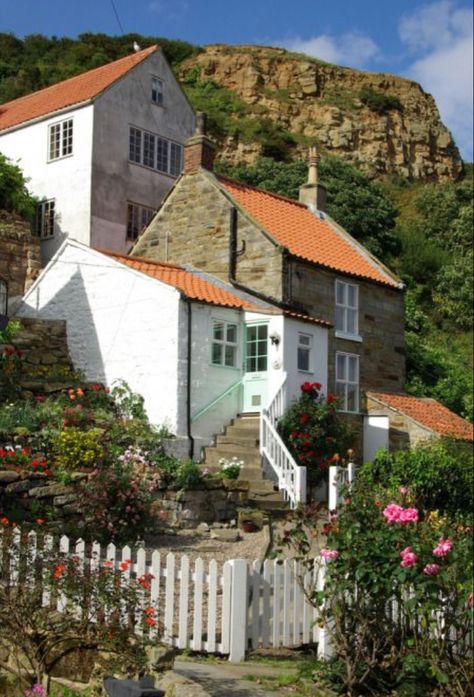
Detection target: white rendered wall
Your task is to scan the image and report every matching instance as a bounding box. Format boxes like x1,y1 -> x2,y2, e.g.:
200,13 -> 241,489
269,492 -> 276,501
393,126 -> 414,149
0,105 -> 94,262
190,304 -> 244,458
282,318 -> 328,406
18,241 -> 181,431
91,50 -> 195,253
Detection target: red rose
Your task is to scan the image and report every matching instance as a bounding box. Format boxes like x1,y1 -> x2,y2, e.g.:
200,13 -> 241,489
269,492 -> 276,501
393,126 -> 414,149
301,381 -> 313,393
299,413 -> 310,425
327,394 -> 336,404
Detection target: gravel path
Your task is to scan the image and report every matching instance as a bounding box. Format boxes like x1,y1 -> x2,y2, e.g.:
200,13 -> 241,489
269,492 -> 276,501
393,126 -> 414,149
174,660 -> 284,697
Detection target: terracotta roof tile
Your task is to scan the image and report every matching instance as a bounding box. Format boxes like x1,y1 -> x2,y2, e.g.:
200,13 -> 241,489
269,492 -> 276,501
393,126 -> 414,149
217,176 -> 400,288
100,250 -> 258,310
368,392 -> 473,441
0,46 -> 157,132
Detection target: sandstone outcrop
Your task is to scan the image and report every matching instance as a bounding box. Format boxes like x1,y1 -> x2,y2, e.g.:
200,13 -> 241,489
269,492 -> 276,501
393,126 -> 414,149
179,45 -> 462,181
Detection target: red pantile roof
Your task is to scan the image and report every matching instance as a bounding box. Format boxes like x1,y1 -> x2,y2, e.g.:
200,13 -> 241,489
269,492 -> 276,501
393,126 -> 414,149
100,250 -> 258,310
368,392 -> 474,441
0,46 -> 157,132
217,176 -> 400,288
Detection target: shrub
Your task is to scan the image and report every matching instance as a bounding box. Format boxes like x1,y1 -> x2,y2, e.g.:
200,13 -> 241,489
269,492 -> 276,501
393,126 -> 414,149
174,459 -> 203,490
360,440 -> 473,519
53,427 -> 104,471
359,87 -> 404,114
280,483 -> 473,695
278,382 -> 353,487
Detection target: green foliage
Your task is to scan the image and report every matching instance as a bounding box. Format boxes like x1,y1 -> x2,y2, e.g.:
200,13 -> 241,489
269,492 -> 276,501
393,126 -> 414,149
174,459 -> 203,489
216,155 -> 399,260
360,440 -> 473,518
359,86 -> 404,114
0,31 -> 199,102
0,153 -> 37,220
53,427 -> 104,471
278,381 -> 352,487
111,379 -> 147,420
280,485 -> 473,695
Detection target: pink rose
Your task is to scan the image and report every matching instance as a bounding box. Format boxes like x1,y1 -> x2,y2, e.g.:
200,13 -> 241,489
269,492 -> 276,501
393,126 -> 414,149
400,546 -> 417,568
423,563 -> 441,576
433,537 -> 453,557
383,503 -> 403,523
399,486 -> 408,495
399,508 -> 419,524
321,548 -> 339,560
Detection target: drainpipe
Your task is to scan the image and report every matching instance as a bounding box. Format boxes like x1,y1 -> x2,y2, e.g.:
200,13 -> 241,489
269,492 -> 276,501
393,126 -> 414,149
186,298 -> 195,459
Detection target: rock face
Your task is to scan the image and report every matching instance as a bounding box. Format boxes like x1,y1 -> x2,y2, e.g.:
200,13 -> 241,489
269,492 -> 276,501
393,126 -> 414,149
179,45 -> 462,181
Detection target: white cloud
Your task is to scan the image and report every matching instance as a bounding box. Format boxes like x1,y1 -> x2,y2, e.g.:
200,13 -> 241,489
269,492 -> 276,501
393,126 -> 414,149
280,32 -> 379,69
400,2 -> 473,159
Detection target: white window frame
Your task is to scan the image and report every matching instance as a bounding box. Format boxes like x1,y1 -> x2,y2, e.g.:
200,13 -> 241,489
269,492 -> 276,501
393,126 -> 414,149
335,351 -> 359,413
35,199 -> 55,239
126,202 -> 155,241
211,319 -> 238,369
128,125 -> 182,177
48,118 -> 73,161
297,332 -> 312,372
151,76 -> 164,106
335,279 -> 361,341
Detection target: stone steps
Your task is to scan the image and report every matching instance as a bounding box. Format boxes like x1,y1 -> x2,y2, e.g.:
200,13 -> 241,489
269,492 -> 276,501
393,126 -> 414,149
203,413 -> 291,516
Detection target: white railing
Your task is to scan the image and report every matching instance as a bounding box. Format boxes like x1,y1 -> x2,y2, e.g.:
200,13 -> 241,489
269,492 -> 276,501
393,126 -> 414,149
260,373 -> 307,507
328,461 -> 357,511
0,528 -> 329,662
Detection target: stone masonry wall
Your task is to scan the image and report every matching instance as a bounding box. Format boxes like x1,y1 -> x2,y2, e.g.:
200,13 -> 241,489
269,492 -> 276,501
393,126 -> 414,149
132,171 -> 283,299
290,262 -> 406,397
0,211 -> 42,312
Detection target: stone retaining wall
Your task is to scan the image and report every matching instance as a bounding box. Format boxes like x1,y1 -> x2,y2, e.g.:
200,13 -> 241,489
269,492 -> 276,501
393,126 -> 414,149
0,211 -> 42,313
0,469 -> 249,530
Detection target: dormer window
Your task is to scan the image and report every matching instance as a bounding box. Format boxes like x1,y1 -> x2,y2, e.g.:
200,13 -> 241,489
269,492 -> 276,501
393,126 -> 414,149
48,118 -> 73,161
151,77 -> 164,106
335,279 -> 360,340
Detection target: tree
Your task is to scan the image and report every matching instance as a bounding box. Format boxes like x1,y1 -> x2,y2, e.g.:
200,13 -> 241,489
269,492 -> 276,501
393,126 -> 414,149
0,153 -> 37,220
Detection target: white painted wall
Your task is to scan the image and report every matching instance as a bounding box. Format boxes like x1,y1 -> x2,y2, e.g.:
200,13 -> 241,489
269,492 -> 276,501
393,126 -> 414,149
190,304 -> 244,457
18,241 -> 182,431
91,50 -> 195,253
0,105 -> 94,262
282,318 -> 328,406
363,415 -> 390,462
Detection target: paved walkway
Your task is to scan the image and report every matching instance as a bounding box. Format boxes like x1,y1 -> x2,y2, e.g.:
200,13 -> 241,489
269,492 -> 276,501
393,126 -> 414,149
174,659 -> 293,697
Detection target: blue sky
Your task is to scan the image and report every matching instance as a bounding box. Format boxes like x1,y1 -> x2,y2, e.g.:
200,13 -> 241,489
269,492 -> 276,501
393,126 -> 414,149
1,0 -> 473,159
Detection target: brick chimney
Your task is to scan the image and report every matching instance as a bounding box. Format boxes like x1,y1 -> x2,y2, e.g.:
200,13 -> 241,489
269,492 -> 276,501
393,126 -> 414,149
183,112 -> 217,174
299,145 -> 327,212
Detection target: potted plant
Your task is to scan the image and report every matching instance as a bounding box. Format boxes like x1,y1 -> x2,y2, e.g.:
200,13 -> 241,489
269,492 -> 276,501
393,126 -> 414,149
238,507 -> 264,533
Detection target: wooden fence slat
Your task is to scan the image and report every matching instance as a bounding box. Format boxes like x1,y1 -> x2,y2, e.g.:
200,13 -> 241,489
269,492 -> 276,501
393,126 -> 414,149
178,555 -> 190,649
149,551 -> 161,640
26,531 -> 37,588
251,560 -> 261,648
136,547 -> 147,636
206,560 -> 218,653
221,561 -> 232,654
312,559 -> 320,644
272,561 -> 281,648
192,558 -> 204,651
262,559 -> 271,648
120,545 -> 132,628
302,568 -> 311,645
164,552 -> 175,645
42,534 -> 54,608
292,560 -> 302,645
58,534 -> 70,613
282,559 -> 291,646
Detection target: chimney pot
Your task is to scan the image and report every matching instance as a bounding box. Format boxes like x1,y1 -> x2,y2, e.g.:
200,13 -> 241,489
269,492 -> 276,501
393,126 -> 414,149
299,144 -> 326,211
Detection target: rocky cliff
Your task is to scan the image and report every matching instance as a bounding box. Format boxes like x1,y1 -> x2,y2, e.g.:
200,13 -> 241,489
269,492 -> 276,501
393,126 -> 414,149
179,45 -> 462,181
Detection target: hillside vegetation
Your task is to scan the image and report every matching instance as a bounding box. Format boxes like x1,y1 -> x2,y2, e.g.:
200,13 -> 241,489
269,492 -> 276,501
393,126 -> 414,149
0,32 -> 472,420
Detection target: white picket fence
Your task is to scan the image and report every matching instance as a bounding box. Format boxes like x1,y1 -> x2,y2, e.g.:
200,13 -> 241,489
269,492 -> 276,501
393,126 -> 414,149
328,462 -> 357,510
0,528 -> 330,662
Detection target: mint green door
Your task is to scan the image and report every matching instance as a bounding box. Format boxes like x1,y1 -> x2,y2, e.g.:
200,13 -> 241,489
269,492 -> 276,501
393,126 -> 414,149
242,323 -> 269,412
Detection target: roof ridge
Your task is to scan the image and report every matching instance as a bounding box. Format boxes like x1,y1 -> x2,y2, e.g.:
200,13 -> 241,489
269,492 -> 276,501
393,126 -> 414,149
215,173 -> 309,209
0,46 -> 157,111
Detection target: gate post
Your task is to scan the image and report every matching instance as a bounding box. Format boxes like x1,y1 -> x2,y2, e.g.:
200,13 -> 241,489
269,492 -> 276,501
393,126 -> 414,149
228,559 -> 249,662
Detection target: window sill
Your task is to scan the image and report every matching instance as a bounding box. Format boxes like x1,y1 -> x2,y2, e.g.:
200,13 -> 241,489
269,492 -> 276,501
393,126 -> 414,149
335,331 -> 362,343
209,363 -> 240,371
47,153 -> 74,164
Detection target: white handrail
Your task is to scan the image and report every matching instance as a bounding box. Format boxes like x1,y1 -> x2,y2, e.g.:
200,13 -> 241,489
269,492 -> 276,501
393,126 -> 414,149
260,373 -> 307,507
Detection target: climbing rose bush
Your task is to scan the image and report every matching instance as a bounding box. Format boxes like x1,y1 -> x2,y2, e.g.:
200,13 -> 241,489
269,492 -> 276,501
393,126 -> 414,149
277,381 -> 352,486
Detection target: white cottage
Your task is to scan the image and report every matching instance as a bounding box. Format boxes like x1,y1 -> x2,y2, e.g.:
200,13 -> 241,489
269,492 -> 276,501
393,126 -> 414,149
18,240 -> 329,460
0,47 -> 195,262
